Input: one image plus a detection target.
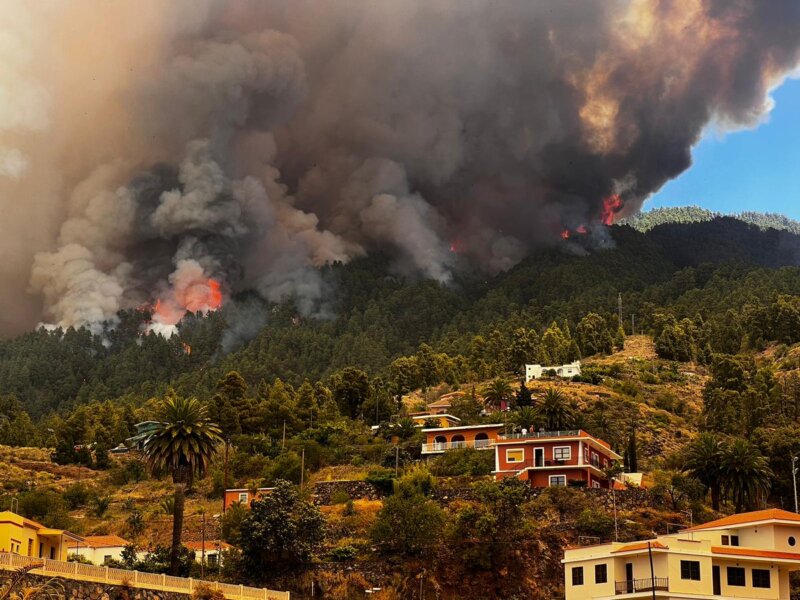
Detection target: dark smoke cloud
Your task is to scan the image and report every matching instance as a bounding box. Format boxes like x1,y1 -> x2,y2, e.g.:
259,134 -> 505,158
1,0 -> 799,334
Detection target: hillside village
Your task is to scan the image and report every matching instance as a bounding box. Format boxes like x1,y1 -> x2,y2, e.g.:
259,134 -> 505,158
2,331 -> 794,599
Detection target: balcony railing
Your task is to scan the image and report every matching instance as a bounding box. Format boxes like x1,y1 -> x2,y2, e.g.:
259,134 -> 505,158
497,430 -> 580,440
421,439 -> 494,453
614,577 -> 669,594
0,552 -> 289,600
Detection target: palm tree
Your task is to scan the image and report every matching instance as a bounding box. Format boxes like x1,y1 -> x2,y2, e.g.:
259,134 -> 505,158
510,407 -> 541,433
389,417 -> 419,441
683,433 -> 724,510
537,387 -> 575,431
720,438 -> 773,512
143,391 -> 222,575
483,378 -> 513,410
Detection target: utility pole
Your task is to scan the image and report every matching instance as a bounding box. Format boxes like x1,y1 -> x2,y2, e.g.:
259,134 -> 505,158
618,292 -> 623,330
631,314 -> 635,336
200,510 -> 206,579
222,437 -> 229,514
793,455 -> 798,513
281,421 -> 286,451
300,447 -> 306,489
647,541 -> 656,600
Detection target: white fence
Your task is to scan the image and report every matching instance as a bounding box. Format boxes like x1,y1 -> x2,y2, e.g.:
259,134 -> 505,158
0,552 -> 289,600
421,438 -> 494,453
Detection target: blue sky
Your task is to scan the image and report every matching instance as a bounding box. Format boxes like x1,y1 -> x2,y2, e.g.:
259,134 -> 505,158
646,77 -> 800,219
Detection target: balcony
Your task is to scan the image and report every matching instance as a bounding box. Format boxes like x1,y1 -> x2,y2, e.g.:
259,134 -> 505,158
497,429 -> 580,440
421,439 -> 494,453
614,578 -> 669,595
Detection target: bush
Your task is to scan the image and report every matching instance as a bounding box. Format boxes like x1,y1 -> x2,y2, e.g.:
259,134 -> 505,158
330,490 -> 351,505
429,448 -> 494,477
328,545 -> 358,562
192,584 -> 225,600
63,483 -> 92,509
110,460 -> 147,485
365,468 -> 395,495
576,508 -> 615,538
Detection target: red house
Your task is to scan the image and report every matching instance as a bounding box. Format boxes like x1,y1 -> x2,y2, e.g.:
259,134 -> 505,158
223,487 -> 273,510
493,429 -> 620,488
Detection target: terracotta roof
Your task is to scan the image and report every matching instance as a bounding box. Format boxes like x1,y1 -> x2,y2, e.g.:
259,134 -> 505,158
184,540 -> 232,552
712,546 -> 800,561
428,398 -> 454,408
69,535 -> 129,549
612,541 -> 668,554
686,509 -> 800,531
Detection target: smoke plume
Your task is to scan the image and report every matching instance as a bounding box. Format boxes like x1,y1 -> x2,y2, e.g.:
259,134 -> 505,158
1,0 -> 799,335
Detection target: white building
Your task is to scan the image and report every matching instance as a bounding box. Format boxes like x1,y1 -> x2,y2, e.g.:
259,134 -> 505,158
68,534 -> 129,565
184,540 -> 232,567
525,360 -> 581,382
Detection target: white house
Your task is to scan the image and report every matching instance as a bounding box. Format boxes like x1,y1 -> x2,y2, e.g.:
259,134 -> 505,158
525,361 -> 581,382
184,540 -> 232,567
68,534 -> 130,565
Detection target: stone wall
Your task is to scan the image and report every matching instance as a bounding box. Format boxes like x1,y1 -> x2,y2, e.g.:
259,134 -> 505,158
311,480 -> 384,505
0,573 -> 190,600
312,478 -> 651,509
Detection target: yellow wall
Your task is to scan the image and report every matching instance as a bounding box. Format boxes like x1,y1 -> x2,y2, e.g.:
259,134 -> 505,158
0,513 -> 69,561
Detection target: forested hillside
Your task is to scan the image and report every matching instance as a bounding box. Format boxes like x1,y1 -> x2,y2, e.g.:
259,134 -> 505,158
3,217 -> 800,419
621,205 -> 800,234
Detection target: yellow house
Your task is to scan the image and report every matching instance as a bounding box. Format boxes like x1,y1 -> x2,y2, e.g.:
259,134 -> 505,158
563,509 -> 800,599
0,511 -> 83,561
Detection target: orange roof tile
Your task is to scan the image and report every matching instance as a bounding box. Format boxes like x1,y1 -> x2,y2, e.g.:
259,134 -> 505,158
184,540 -> 232,552
686,509 -> 800,531
712,546 -> 800,561
612,541 -> 668,554
68,535 -> 129,549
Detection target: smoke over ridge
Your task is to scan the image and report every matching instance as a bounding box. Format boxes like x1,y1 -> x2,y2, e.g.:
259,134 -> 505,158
1,0 -> 799,335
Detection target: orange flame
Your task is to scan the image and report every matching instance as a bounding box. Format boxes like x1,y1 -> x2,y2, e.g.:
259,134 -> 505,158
561,229 -> 570,240
601,193 -> 623,226
151,277 -> 224,329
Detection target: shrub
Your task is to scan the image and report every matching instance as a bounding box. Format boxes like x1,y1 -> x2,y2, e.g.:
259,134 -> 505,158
365,468 -> 395,495
328,545 -> 358,562
330,490 -> 351,505
429,448 -> 494,477
576,508 -> 615,538
63,483 -> 92,509
192,584 -> 225,600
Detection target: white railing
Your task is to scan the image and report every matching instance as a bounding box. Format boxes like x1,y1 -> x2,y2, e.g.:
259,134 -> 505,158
497,430 -> 580,440
0,552 -> 289,600
421,439 -> 495,453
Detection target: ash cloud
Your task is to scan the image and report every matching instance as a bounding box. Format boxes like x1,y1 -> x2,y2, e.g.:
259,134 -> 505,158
1,0 -> 799,335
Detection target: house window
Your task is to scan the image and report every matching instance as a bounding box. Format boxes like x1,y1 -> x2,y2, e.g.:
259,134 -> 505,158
730,535 -> 739,546
208,553 -> 218,567
572,567 -> 584,585
549,475 -> 567,487
553,447 -> 571,461
595,564 -> 607,584
752,569 -> 771,588
721,535 -> 729,545
727,567 -> 745,587
592,480 -> 601,489
27,540 -> 32,556
50,547 -> 55,560
680,561 -> 700,581
506,449 -> 525,463
790,536 -> 797,547
238,492 -> 248,503
103,555 -> 112,564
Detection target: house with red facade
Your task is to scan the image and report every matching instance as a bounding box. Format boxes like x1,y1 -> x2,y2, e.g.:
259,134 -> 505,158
421,423 -> 505,454
223,487 -> 274,510
493,429 -> 620,488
